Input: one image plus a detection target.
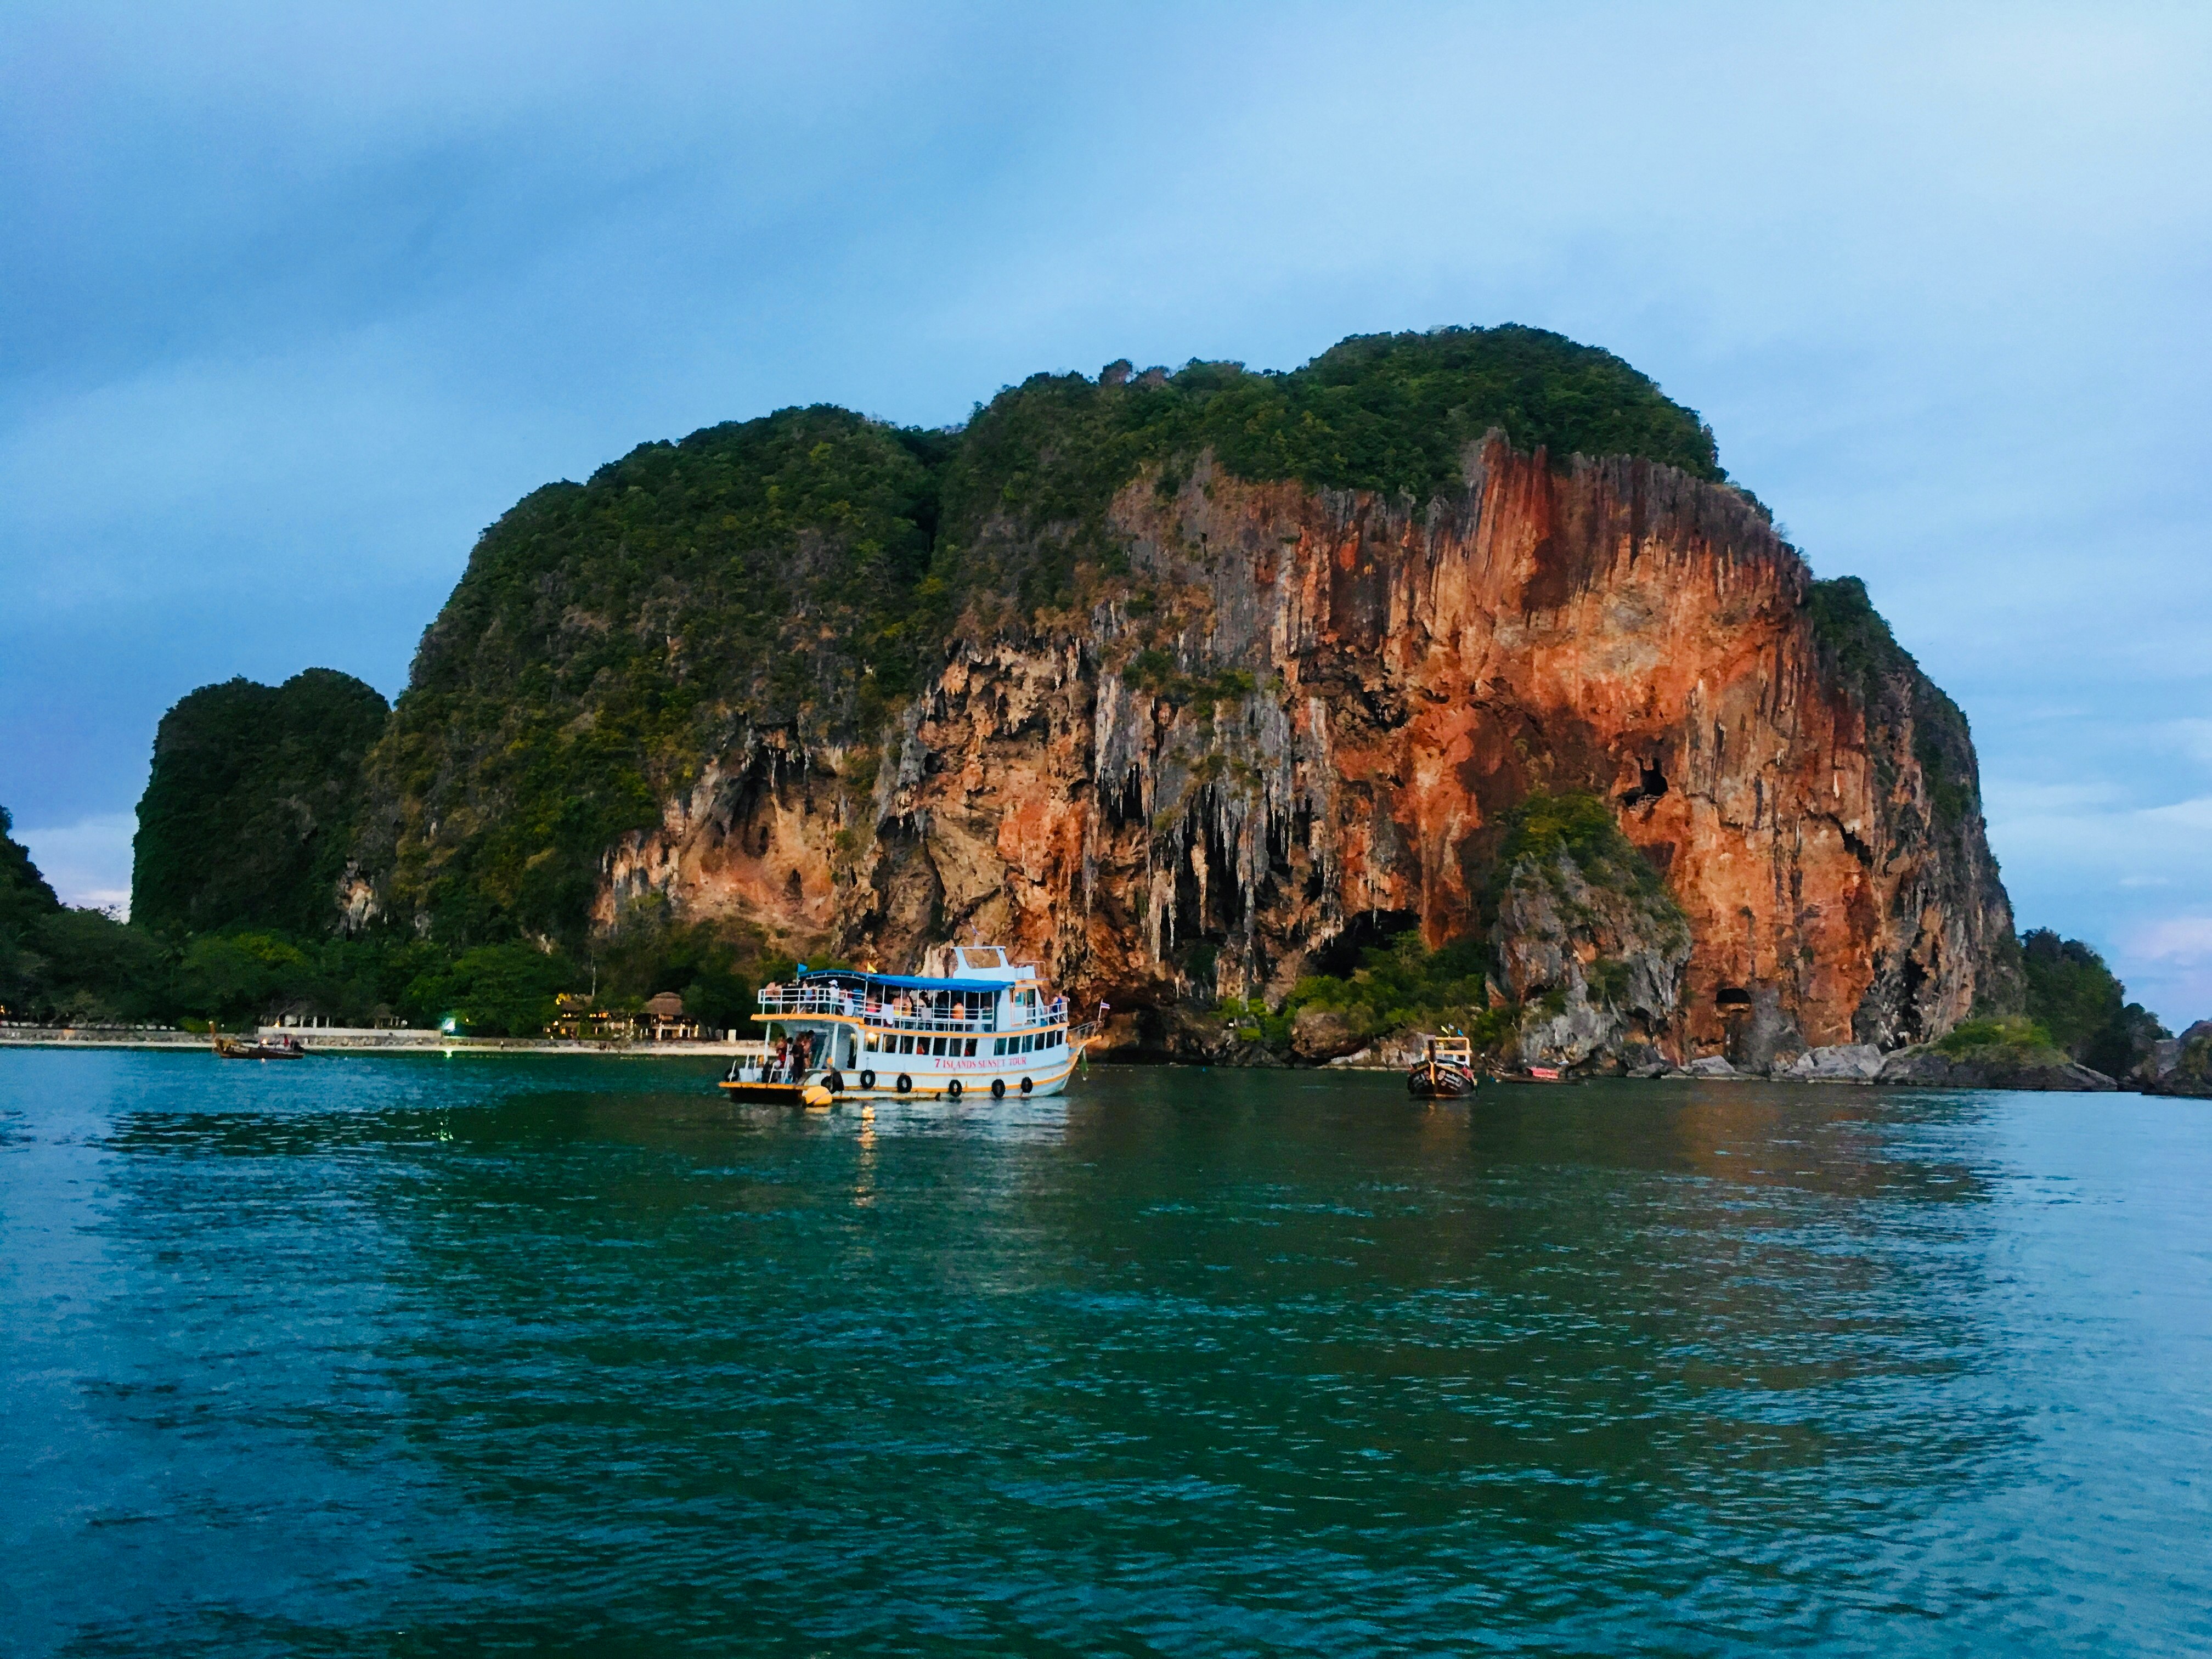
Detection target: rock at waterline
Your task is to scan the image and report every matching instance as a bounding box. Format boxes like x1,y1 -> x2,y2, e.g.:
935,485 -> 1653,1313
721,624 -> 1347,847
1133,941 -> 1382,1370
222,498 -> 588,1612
2136,1019 -> 2212,1097
1291,1005 -> 1363,1063
1876,1048 -> 2117,1091
1780,1043 -> 1886,1082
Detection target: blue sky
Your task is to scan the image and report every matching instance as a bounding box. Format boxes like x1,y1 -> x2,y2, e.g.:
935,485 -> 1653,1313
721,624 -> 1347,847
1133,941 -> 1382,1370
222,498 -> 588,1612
4,2 -> 2209,1021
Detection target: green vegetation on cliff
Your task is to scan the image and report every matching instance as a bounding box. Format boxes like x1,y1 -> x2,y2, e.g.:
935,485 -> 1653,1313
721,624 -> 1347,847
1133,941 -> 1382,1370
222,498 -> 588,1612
132,669 -> 391,935
1486,790 -> 1679,915
1934,1013 -> 2070,1066
360,407 -> 941,944
940,324 -> 1722,627
1263,929 -> 1516,1052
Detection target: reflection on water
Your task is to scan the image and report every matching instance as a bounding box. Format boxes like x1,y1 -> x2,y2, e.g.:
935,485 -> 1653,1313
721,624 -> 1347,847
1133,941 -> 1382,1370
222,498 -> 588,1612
4,1052 -> 2209,1655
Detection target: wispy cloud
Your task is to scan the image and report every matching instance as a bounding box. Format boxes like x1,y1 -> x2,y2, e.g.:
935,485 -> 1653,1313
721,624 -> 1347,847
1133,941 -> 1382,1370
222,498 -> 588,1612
2133,916 -> 2212,964
16,813 -> 136,917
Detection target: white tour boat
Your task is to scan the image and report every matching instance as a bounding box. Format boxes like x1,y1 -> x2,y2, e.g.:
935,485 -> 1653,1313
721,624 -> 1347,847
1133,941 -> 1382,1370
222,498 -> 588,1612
720,944 -> 1094,1105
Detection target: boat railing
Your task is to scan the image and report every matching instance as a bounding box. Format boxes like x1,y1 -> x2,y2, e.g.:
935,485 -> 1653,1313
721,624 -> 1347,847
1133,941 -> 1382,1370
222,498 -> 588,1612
755,985 -> 1069,1032
725,1054 -> 815,1085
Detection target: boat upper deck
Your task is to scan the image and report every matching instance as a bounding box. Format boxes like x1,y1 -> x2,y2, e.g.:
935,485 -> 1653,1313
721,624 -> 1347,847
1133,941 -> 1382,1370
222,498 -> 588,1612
754,968 -> 1069,1035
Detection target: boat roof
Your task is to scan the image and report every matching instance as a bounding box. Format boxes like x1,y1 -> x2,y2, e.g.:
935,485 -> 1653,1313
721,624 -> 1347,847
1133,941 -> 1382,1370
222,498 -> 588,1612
796,967 -> 1007,994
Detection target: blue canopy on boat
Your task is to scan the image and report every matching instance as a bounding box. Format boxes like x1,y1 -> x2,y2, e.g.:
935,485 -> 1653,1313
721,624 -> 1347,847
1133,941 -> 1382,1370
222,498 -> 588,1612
797,968 -> 1006,994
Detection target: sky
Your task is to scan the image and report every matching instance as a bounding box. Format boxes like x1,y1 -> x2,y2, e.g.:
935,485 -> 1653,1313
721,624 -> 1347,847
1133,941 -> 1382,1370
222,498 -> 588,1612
3,1 -> 2209,1021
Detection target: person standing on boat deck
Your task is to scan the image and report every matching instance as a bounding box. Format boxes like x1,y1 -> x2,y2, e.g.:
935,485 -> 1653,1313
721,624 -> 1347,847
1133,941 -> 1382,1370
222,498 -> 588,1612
774,1037 -> 789,1081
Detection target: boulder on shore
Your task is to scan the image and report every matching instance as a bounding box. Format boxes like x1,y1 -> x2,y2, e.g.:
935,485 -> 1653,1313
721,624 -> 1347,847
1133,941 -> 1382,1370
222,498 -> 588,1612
1780,1043 -> 1886,1082
1685,1055 -> 1740,1079
1290,1005 -> 1364,1063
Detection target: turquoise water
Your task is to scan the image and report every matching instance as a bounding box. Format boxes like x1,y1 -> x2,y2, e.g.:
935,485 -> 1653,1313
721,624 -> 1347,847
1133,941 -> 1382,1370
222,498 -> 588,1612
3,1051 -> 2208,1656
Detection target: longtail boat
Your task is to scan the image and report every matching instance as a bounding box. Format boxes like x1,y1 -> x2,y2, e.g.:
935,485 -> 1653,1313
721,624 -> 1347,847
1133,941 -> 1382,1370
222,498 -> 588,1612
1406,1034 -> 1479,1099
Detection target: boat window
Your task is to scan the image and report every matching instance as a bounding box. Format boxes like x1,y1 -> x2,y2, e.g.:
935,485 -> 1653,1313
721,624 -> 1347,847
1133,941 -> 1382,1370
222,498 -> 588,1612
964,1038 -> 977,1056
865,1032 -> 880,1052
931,1036 -> 946,1057
992,1037 -> 1007,1056
1022,1033 -> 1035,1053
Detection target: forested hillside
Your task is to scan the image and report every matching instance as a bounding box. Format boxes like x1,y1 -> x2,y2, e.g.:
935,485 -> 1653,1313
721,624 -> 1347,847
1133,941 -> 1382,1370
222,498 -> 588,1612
132,669 -> 390,934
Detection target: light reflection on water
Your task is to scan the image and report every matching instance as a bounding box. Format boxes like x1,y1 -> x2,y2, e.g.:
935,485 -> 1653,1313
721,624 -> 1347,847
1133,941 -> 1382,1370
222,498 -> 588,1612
3,1051 -> 2208,1655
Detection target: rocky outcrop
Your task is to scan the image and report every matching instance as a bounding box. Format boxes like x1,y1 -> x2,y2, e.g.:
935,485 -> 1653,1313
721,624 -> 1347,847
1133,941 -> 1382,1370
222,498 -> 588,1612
1877,1047 -> 2117,1092
1290,1005 -> 1363,1062
2137,1020 -> 2212,1097
1778,1042 -> 1886,1082
1492,842 -> 1690,1070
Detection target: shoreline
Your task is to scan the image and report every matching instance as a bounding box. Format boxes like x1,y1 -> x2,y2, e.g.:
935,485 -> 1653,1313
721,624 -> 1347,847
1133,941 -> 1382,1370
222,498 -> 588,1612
2,1028 -> 2176,1093
0,1026 -> 755,1057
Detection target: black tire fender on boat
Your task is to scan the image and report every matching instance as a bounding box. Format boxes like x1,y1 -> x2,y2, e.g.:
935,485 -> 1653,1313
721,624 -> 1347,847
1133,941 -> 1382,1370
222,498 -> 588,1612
859,1069 -> 876,1090
824,1069 -> 844,1095
1020,1076 -> 1034,1095
991,1077 -> 1007,1099
946,1079 -> 962,1101
896,1073 -> 912,1094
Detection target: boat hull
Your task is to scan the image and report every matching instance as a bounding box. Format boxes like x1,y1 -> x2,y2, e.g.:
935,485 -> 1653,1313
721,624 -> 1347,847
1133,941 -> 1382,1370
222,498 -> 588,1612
721,1054 -> 1080,1104
1406,1063 -> 1477,1099
716,1081 -> 811,1104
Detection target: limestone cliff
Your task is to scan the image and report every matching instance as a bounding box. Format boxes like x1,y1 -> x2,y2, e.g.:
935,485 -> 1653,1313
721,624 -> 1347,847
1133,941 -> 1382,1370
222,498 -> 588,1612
347,326 -> 2019,1067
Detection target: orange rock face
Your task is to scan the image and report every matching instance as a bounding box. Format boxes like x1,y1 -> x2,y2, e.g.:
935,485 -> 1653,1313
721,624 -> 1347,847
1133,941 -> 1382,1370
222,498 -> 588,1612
631,437 -> 2016,1065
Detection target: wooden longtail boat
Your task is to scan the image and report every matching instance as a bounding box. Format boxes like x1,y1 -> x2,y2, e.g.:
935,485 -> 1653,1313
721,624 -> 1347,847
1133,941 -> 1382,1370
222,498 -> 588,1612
1406,1034 -> 1479,1099
213,1034 -> 307,1060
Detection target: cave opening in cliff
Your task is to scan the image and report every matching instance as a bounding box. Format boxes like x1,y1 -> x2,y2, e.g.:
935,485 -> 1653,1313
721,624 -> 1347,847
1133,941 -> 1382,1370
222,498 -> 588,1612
1894,950 -> 1932,1043
1618,757 -> 1669,810
1311,910 -> 1421,978
1105,769 -> 1145,828
1716,985 -> 1752,1008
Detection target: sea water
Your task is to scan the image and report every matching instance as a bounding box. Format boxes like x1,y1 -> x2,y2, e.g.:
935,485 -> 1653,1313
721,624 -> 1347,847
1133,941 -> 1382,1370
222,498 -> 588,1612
3,1050 -> 2208,1655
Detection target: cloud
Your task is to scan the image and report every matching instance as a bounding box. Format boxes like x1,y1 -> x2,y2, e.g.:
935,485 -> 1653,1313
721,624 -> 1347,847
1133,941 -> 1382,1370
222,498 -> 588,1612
16,813 -> 137,917
2132,917 -> 2212,965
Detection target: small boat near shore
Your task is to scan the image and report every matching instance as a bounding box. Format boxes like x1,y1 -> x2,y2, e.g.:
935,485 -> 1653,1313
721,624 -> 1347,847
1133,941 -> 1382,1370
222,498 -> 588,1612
721,943 -> 1095,1105
213,1034 -> 307,1060
1491,1064 -> 1576,1085
1406,1034 -> 1479,1099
